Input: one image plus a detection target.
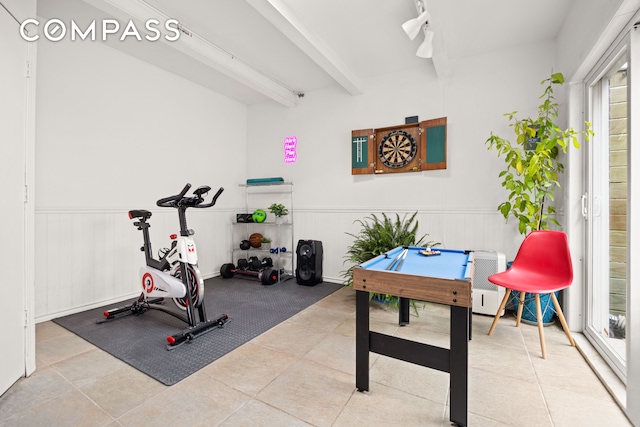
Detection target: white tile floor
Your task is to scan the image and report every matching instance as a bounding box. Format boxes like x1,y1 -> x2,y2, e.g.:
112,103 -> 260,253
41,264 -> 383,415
0,286 -> 632,426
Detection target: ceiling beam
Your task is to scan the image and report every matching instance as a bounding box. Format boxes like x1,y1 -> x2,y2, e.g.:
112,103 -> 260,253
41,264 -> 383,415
430,26 -> 453,80
422,0 -> 452,80
175,30 -> 299,107
89,0 -> 299,107
247,0 -> 363,96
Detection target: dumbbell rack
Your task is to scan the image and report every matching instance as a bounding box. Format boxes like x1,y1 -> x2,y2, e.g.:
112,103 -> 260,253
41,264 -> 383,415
231,182 -> 294,283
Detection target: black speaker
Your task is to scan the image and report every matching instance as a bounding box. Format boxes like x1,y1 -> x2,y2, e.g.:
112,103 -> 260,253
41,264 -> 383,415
296,240 -> 323,286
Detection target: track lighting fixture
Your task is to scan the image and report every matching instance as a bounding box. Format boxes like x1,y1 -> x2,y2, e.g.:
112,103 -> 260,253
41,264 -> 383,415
402,0 -> 433,59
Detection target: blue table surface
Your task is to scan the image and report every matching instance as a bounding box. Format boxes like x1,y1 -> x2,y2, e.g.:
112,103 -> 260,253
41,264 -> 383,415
358,246 -> 472,281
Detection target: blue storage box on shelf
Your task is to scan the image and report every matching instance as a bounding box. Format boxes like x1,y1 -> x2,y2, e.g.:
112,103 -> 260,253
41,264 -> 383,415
246,177 -> 284,186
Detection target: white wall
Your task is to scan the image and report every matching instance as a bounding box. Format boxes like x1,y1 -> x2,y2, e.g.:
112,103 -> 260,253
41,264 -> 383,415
0,0 -> 37,391
246,41 -> 559,282
557,0 -> 626,81
3,0 -> 35,21
34,36 -> 247,320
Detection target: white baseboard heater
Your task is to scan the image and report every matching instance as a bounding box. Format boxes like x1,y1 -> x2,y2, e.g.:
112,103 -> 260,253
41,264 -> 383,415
472,250 -> 507,316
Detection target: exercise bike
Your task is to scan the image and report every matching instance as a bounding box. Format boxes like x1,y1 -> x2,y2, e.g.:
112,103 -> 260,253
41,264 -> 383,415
101,183 -> 229,348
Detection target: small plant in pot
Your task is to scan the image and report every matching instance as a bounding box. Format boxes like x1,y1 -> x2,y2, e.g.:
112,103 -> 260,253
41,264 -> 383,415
486,72 -> 592,323
341,212 -> 437,313
268,203 -> 289,223
260,237 -> 272,250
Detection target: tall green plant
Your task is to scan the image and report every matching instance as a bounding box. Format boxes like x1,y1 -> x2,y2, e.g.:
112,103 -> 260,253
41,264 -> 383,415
486,72 -> 593,234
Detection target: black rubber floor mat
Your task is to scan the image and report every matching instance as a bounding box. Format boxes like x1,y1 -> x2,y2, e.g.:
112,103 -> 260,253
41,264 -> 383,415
53,276 -> 342,385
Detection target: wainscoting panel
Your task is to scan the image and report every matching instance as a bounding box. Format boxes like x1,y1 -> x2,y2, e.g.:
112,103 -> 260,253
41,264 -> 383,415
34,208 -> 233,321
35,206 -> 522,321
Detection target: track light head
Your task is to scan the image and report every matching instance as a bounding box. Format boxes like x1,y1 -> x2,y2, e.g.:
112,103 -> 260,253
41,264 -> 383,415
416,27 -> 434,58
402,10 -> 430,40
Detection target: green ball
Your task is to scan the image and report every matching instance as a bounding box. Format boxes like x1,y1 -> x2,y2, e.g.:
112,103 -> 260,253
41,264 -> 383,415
252,209 -> 267,223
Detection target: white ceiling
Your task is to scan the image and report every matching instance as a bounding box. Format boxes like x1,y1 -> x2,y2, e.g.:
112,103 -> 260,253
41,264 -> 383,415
37,0 -> 576,106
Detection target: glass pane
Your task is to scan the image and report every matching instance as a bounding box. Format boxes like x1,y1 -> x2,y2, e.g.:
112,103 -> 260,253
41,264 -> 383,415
589,56 -> 628,369
606,59 -> 627,360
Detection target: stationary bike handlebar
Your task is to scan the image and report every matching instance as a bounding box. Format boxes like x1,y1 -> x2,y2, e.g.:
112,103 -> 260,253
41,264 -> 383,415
196,187 -> 224,208
156,183 -> 192,208
156,183 -> 224,209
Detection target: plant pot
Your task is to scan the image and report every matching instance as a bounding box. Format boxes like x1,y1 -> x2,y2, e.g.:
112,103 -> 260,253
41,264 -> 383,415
275,216 -> 287,225
509,291 -> 558,326
504,261 -> 557,326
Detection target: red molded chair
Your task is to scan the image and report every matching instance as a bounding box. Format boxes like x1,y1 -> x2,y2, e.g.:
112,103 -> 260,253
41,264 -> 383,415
487,230 -> 576,359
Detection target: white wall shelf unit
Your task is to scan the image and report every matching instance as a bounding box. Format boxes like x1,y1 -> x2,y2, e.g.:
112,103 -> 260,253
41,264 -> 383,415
232,182 -> 294,282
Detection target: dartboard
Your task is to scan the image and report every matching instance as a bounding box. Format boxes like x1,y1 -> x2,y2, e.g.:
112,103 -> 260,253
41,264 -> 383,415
378,130 -> 417,168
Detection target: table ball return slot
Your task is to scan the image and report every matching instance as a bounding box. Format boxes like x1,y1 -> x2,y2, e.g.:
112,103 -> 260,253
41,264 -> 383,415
353,245 -> 473,427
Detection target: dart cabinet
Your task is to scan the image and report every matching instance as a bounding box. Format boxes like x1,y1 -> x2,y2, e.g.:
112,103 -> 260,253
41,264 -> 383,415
351,117 -> 447,175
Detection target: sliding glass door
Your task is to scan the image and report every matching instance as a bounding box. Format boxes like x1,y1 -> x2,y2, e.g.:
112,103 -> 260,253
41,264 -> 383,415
584,41 -> 628,380
583,17 -> 640,425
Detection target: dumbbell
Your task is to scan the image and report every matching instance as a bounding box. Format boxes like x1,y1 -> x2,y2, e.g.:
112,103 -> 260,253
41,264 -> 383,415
269,247 -> 287,254
218,263 -> 278,285
249,256 -> 261,270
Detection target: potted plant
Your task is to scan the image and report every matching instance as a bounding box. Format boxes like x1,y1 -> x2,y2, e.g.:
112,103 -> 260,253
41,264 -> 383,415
486,72 -> 592,323
342,212 -> 437,312
486,72 -> 592,234
268,203 -> 289,224
260,236 -> 272,251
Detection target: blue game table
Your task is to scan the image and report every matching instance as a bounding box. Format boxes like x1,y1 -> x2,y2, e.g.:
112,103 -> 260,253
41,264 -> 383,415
353,246 -> 473,427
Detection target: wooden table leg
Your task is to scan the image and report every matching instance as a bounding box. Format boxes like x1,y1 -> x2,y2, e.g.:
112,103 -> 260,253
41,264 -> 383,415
399,297 -> 410,326
356,290 -> 370,392
450,305 -> 468,426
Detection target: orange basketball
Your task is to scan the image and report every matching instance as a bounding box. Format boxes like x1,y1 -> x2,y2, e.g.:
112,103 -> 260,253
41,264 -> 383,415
249,233 -> 263,248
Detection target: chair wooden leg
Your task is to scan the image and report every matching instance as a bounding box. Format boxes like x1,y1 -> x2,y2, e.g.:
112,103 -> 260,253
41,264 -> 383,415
535,294 -> 546,359
488,289 -> 511,336
551,292 -> 576,347
515,290 -> 526,327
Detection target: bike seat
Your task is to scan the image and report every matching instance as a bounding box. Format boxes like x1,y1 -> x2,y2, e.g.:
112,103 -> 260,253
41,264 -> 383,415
128,209 -> 152,220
